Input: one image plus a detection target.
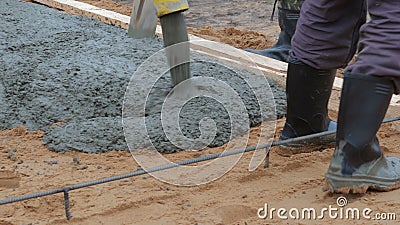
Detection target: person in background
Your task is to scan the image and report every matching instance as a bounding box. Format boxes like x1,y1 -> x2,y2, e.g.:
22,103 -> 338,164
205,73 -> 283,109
246,0 -> 304,62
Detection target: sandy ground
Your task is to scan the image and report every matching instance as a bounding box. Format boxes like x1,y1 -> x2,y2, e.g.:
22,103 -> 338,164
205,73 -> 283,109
78,0 -> 279,50
1,116 -> 400,224
1,0 -> 400,225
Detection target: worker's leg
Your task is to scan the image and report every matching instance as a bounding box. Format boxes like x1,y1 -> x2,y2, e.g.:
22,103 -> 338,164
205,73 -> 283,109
346,0 -> 400,94
326,0 -> 400,193
245,0 -> 304,62
325,72 -> 399,193
279,62 -> 337,148
280,0 -> 366,147
290,0 -> 366,69
155,0 -> 191,86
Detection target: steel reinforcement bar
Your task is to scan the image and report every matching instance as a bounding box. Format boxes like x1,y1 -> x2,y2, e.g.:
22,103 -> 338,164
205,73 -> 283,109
0,117 -> 399,220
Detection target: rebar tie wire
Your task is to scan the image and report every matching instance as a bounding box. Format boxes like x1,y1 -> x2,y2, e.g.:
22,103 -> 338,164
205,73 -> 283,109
1,117 -> 399,220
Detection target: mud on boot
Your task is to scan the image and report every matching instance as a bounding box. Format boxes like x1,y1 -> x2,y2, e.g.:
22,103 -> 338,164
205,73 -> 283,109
325,73 -> 400,194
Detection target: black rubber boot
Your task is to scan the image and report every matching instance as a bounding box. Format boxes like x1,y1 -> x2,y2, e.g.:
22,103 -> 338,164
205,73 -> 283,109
160,11 -> 190,86
245,0 -> 303,62
279,62 -> 337,148
326,73 -> 400,193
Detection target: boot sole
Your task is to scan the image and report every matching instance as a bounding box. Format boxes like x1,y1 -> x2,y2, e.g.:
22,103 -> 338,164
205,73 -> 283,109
277,133 -> 336,156
325,173 -> 400,194
277,144 -> 331,157
280,133 -> 336,148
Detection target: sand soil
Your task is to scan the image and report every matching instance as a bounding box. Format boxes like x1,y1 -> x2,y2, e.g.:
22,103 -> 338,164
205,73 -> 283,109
1,0 -> 400,225
79,0 -> 279,50
1,118 -> 400,224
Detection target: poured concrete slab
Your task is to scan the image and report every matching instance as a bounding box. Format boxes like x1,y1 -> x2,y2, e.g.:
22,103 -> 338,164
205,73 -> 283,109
0,0 -> 286,153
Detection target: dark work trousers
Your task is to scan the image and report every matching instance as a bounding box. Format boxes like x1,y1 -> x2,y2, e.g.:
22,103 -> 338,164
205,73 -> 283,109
290,0 -> 400,94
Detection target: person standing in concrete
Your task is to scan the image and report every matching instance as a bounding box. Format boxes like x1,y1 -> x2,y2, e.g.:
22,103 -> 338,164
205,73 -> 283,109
246,0 -> 304,62
281,0 -> 400,193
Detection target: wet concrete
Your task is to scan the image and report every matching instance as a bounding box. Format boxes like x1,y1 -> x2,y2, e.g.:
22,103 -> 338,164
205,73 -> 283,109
0,0 -> 286,153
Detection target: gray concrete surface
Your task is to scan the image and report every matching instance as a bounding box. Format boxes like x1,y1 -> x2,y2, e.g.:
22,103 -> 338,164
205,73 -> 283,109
0,0 -> 286,153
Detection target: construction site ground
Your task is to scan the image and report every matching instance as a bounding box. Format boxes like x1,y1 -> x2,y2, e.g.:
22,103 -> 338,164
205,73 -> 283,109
1,1 -> 400,225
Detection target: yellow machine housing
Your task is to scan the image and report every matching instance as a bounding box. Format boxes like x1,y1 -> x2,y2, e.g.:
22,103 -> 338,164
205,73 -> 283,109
153,0 -> 189,17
